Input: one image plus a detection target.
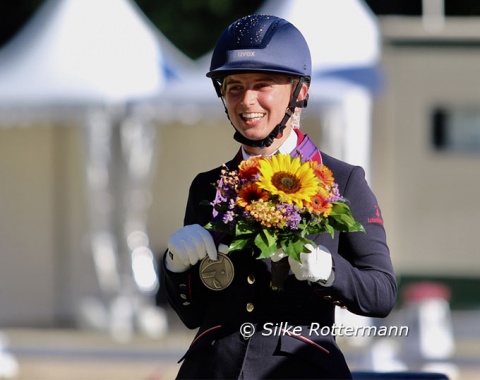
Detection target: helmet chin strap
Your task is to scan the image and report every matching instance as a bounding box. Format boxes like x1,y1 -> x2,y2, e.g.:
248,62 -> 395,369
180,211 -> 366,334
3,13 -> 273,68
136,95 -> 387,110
218,77 -> 309,149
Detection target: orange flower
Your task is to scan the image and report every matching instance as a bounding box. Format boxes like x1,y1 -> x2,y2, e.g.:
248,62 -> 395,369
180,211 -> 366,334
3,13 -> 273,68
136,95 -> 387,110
236,183 -> 269,209
305,188 -> 333,216
310,162 -> 335,187
238,157 -> 261,180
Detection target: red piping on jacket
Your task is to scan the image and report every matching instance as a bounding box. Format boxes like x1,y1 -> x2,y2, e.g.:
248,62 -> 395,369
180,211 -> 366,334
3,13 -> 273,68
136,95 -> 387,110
281,328 -> 330,354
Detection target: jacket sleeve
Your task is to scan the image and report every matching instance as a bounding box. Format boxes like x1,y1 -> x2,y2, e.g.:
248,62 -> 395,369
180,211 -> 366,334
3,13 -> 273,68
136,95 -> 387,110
162,254 -> 210,329
161,171 -> 218,329
312,165 -> 397,318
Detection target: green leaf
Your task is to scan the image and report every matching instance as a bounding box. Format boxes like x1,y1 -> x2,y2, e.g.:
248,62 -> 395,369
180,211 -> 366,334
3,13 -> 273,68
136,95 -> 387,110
329,202 -> 365,233
204,220 -> 239,235
254,230 -> 278,259
281,236 -> 313,262
229,236 -> 253,252
235,220 -> 256,236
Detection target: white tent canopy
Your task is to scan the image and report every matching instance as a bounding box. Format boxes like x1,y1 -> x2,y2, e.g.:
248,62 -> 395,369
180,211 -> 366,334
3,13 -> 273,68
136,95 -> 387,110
260,0 -> 380,75
0,0 -> 194,108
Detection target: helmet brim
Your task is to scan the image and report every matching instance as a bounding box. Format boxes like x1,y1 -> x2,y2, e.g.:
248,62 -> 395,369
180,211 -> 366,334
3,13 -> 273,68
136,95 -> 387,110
206,67 -> 310,80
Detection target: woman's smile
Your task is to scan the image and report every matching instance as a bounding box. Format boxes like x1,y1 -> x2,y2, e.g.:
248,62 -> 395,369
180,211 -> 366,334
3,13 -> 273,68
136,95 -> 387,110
241,112 -> 266,125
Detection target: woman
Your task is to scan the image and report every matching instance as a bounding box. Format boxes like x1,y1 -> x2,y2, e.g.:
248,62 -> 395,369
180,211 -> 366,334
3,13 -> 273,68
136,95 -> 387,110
162,14 -> 397,379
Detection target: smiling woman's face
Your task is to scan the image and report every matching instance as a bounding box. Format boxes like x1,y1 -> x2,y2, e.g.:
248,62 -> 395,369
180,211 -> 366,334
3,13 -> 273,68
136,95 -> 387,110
222,73 -> 296,151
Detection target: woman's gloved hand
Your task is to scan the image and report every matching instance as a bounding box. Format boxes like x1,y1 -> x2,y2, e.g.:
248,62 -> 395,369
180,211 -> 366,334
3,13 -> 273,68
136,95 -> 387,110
165,224 -> 217,273
288,243 -> 335,286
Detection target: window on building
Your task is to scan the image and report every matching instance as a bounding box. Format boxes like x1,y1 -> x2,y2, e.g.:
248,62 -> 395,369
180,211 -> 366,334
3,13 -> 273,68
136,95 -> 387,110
432,107 -> 480,152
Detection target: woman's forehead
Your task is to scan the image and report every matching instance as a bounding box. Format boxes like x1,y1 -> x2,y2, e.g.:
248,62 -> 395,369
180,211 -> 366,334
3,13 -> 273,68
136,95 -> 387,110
224,72 -> 290,84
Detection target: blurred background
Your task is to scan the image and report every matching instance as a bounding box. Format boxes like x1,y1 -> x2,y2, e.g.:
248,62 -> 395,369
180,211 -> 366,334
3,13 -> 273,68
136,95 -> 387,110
0,0 -> 479,379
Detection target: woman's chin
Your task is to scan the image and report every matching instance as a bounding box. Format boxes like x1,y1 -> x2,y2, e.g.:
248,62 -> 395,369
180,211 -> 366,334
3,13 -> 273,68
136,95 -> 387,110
239,130 -> 270,142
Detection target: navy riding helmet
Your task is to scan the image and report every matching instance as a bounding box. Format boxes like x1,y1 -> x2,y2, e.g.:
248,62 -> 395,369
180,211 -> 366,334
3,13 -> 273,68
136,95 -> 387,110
207,15 -> 312,148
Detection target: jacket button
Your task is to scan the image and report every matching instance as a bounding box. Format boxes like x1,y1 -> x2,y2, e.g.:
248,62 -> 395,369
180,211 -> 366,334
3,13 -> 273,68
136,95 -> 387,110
246,303 -> 254,312
247,275 -> 255,284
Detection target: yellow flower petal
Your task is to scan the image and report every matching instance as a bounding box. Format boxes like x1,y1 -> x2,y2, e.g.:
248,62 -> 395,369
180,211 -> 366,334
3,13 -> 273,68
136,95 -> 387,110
257,154 -> 318,207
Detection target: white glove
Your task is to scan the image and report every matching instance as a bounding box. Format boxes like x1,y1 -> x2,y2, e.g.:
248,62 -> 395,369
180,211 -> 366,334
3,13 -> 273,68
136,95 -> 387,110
166,224 -> 217,273
288,243 -> 335,286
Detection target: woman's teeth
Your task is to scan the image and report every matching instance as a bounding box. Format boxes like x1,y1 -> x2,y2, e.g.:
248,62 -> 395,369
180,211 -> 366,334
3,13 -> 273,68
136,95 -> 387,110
242,113 -> 264,122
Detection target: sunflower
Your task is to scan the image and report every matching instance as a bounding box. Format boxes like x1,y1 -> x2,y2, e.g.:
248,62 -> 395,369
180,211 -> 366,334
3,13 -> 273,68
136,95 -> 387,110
257,154 -> 319,207
236,183 -> 269,209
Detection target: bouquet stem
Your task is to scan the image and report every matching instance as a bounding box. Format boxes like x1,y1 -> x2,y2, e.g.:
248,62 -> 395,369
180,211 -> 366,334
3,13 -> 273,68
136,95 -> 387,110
270,257 -> 290,291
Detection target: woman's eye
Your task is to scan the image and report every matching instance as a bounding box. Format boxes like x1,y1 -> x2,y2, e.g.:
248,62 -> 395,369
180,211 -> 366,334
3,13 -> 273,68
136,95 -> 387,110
225,81 -> 273,94
255,82 -> 273,91
227,85 -> 242,92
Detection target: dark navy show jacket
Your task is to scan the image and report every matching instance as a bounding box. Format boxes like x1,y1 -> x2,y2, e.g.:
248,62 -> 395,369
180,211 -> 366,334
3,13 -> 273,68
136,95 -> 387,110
163,135 -> 397,379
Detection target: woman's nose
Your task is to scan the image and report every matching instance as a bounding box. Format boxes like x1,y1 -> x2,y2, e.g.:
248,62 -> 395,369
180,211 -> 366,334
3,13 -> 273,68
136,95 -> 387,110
241,89 -> 256,105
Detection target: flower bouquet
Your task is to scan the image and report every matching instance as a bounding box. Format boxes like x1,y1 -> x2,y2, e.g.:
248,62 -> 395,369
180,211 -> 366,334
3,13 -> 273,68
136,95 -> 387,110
204,153 -> 364,289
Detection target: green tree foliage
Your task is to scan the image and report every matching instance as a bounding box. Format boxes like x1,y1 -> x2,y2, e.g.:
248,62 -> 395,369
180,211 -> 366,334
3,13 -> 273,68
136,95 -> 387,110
134,0 -> 266,59
3,0 -> 480,57
0,1 -> 44,48
0,0 -> 266,58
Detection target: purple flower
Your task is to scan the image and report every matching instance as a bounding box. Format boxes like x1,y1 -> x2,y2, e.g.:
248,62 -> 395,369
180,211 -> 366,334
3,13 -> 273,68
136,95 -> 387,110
278,203 -> 302,230
222,210 -> 235,224
328,183 -> 344,202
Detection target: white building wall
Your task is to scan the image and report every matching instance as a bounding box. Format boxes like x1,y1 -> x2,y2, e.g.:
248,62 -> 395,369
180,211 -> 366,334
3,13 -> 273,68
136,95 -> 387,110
371,17 -> 480,276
